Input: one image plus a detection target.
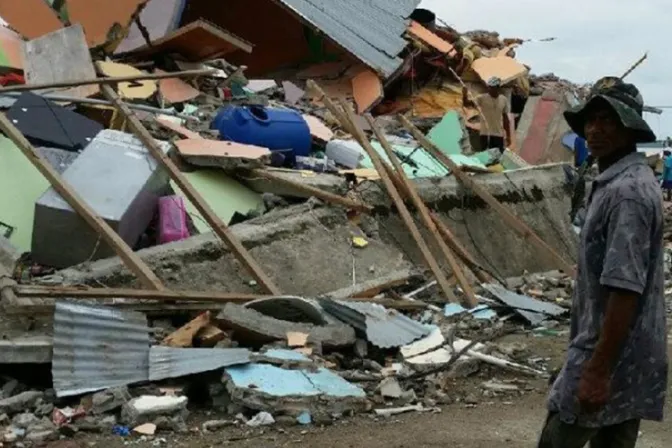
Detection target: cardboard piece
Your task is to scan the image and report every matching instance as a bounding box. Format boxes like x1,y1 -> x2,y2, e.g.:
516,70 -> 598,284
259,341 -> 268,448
351,69 -> 384,114
471,56 -> 527,85
0,0 -> 63,40
22,24 -> 98,99
66,0 -> 149,49
0,27 -> 24,72
407,21 -> 455,55
302,114 -> 334,142
155,117 -> 202,140
174,139 -> 270,163
97,61 -> 157,99
286,332 -> 309,348
156,69 -> 201,104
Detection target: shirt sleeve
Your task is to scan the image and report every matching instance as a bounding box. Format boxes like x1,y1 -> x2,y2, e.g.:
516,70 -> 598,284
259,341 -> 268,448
600,199 -> 654,294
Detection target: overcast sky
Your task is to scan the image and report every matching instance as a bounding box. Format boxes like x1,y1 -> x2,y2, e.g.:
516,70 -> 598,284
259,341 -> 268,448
421,0 -> 670,139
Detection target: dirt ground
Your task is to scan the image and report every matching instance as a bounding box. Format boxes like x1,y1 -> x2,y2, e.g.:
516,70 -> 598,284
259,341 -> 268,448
67,330 -> 671,448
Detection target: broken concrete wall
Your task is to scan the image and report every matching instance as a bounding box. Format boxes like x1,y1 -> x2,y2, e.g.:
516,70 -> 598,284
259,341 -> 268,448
38,164 -> 576,292
362,163 -> 578,279
45,203 -> 413,294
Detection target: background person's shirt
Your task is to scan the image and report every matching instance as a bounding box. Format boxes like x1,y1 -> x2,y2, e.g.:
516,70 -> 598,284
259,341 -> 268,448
475,94 -> 509,137
548,152 -> 668,428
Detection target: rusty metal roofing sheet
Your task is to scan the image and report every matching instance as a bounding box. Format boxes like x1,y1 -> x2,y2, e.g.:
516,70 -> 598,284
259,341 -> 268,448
52,302 -> 150,397
319,299 -> 430,348
149,347 -> 251,381
278,0 -> 420,78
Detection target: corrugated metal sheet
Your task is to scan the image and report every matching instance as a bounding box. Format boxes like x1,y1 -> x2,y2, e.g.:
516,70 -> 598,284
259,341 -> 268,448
482,283 -> 568,326
279,0 -> 420,78
52,302 -> 150,397
319,299 -> 430,348
149,347 -> 251,381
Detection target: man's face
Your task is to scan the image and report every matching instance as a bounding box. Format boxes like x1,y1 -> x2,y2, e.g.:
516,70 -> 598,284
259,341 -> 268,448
584,100 -> 632,158
488,86 -> 500,97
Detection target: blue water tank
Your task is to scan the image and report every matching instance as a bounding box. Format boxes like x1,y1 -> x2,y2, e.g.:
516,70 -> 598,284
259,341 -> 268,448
211,106 -> 311,165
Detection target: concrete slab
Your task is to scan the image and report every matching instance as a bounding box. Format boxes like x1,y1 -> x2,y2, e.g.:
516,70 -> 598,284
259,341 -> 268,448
216,303 -> 355,348
0,336 -> 52,364
224,363 -> 368,417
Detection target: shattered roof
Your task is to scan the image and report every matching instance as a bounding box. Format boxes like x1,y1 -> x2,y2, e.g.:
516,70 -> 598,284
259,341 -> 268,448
278,0 -> 421,78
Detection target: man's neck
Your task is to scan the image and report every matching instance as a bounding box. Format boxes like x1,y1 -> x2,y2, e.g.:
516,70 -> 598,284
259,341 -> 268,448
597,147 -> 636,172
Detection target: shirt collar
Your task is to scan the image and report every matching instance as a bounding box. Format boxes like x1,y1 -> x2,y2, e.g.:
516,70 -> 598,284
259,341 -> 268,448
595,151 -> 646,184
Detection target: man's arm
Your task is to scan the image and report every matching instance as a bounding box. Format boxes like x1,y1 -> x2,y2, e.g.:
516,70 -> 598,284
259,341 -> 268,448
502,111 -> 512,147
578,198 -> 653,412
462,87 -> 475,107
588,289 -> 639,372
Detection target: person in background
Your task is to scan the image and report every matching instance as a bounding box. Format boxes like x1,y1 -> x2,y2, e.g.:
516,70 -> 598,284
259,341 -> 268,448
463,76 -> 512,153
662,149 -> 672,201
538,76 -> 667,448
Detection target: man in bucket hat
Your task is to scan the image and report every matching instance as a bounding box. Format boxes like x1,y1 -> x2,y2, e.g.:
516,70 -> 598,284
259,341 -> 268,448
538,77 -> 668,448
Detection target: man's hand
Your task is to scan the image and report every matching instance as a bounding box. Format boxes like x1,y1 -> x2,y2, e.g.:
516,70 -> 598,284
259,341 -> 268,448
577,361 -> 611,413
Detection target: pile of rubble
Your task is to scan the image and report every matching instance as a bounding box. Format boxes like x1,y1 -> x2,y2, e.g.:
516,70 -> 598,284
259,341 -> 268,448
0,0 -> 599,446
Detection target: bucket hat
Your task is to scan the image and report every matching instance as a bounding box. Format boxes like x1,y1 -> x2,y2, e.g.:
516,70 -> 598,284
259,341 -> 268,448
563,76 -> 656,143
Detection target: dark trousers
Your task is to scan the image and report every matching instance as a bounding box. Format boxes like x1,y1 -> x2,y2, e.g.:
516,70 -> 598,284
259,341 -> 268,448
479,135 -> 505,153
538,412 -> 641,448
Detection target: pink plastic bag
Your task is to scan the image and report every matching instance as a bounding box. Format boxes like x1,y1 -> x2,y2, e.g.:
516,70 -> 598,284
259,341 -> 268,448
158,196 -> 190,244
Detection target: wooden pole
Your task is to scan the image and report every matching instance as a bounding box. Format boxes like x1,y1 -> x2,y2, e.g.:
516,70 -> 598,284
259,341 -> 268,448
13,285 -> 427,310
306,91 -> 458,303
0,69 -> 216,93
250,169 -> 372,213
620,52 -> 648,80
96,63 -> 281,295
399,115 -> 575,275
364,115 -> 477,307
0,113 -> 166,291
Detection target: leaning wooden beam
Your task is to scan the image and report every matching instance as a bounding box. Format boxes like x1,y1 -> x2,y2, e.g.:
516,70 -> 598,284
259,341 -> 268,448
96,63 -> 281,295
365,115 -> 477,307
0,114 -> 166,291
309,93 -> 457,303
0,69 -> 216,93
399,115 -> 575,275
250,169 -> 372,213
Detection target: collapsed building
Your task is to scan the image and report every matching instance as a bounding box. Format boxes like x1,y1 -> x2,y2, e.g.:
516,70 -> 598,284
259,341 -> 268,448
0,0 -> 629,444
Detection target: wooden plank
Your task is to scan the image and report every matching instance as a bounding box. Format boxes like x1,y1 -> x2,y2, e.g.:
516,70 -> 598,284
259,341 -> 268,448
365,115 -> 477,307
251,169 -> 372,213
399,115 -> 575,275
14,285 -> 261,303
10,286 -> 428,313
195,324 -> 227,347
0,113 -> 166,291
306,83 -> 457,304
0,69 -> 215,93
163,311 -> 211,347
97,64 -> 280,295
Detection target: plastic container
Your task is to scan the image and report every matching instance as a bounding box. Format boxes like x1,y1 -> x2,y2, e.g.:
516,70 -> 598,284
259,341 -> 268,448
326,140 -> 364,168
211,105 -> 311,165
158,196 -> 190,244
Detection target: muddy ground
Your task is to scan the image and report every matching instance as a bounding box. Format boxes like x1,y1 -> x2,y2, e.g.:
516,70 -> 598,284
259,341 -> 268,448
59,329 -> 671,447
